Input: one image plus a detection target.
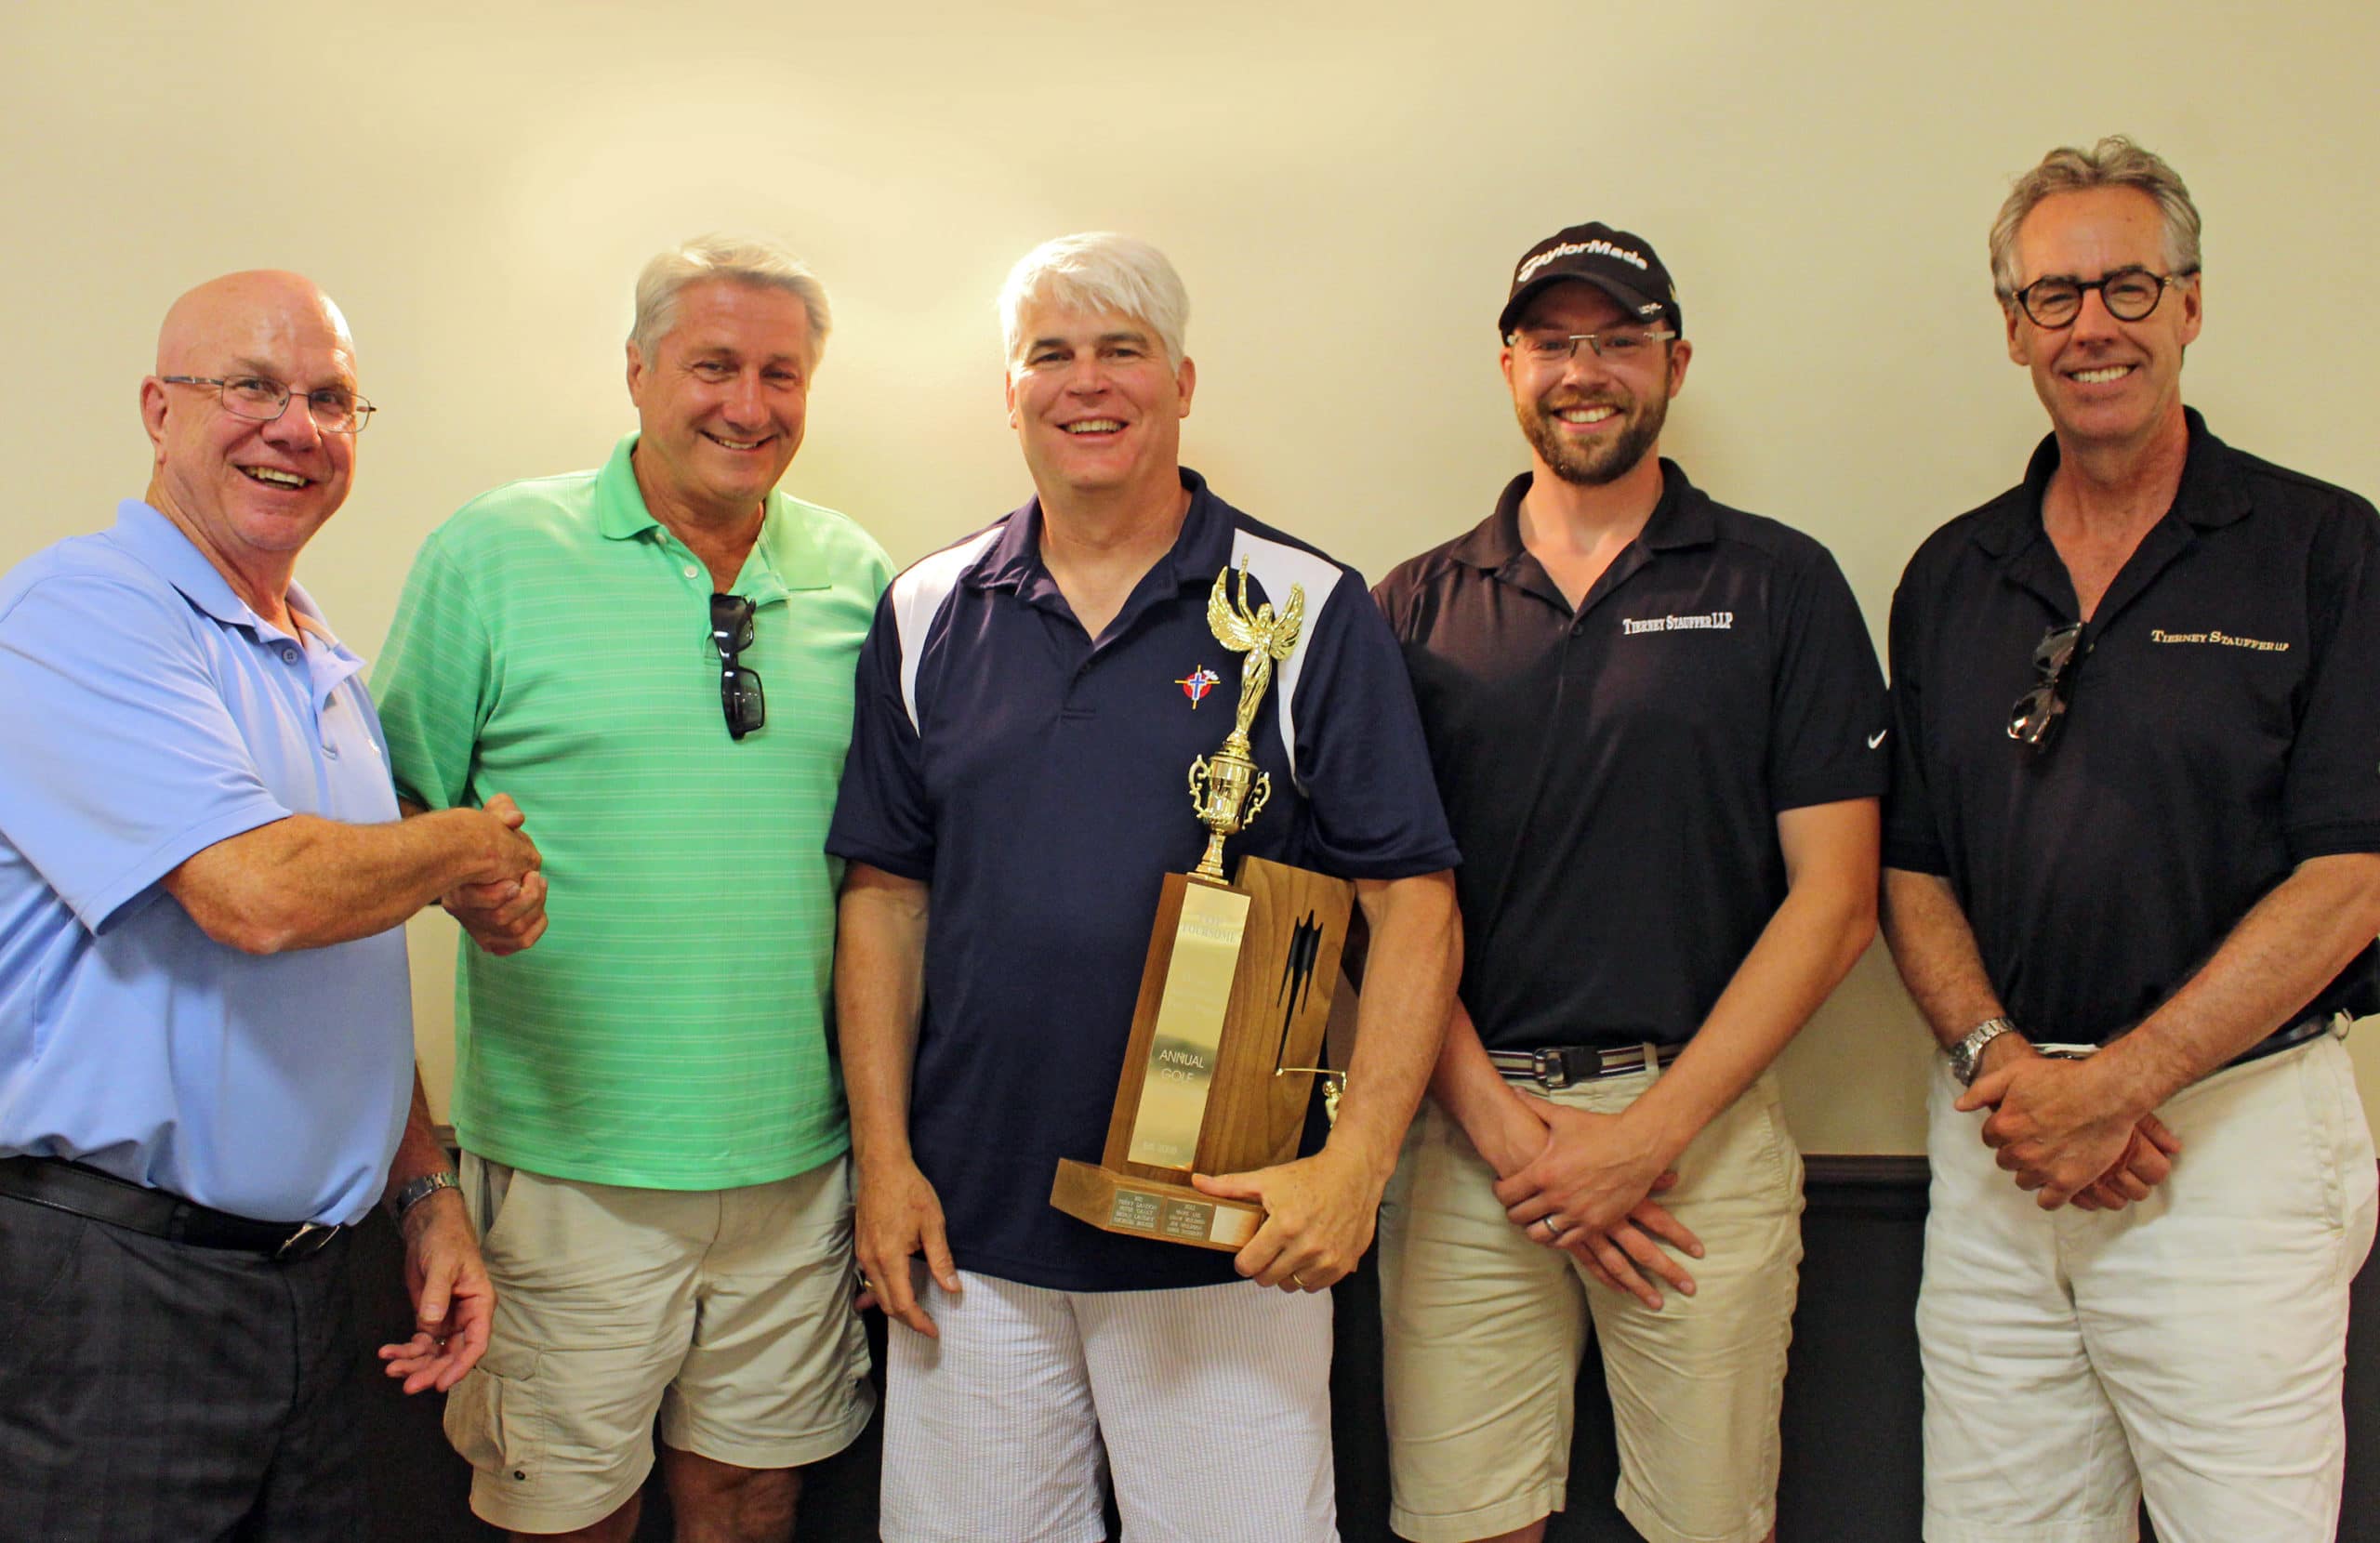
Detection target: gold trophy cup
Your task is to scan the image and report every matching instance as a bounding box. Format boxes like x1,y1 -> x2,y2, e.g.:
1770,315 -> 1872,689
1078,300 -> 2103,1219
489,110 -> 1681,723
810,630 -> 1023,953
1051,562 -> 1356,1251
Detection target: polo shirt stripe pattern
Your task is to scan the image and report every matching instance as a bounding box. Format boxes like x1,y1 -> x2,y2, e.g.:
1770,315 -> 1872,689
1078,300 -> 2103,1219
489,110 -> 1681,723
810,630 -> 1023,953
828,469 -> 1458,1291
374,435 -> 892,1191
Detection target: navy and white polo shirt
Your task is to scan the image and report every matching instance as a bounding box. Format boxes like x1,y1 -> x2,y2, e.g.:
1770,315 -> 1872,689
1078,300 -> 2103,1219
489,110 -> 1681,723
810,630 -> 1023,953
826,469 -> 1458,1292
1886,410 -> 2380,1044
1375,463 -> 1886,1052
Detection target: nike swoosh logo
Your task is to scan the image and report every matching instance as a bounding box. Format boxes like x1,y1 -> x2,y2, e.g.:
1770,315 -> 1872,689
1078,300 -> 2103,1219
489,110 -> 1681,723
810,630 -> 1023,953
1868,730 -> 1888,749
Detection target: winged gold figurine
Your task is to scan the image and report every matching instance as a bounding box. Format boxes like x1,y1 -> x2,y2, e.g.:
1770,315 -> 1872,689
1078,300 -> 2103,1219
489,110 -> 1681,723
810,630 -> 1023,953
1207,560 -> 1305,742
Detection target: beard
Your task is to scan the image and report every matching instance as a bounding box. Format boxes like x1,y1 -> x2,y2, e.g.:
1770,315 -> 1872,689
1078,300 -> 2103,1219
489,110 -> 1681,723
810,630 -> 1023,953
1517,385 -> 1668,486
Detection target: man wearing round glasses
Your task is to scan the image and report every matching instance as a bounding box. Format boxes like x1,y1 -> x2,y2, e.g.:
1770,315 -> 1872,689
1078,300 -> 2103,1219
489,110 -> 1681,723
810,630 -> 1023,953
1369,224 -> 1885,1543
374,237 -> 892,1542
0,270 -> 544,1541
1883,137 -> 2380,1539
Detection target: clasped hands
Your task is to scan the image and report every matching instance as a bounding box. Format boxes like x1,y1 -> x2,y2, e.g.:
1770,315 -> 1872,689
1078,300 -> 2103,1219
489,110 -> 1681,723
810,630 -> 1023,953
1955,1040 -> 2180,1211
442,793 -> 549,955
1487,1096 -> 1704,1312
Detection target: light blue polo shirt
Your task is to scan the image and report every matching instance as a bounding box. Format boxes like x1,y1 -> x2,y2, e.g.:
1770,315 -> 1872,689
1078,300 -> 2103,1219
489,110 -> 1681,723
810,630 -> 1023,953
0,501 -> 414,1225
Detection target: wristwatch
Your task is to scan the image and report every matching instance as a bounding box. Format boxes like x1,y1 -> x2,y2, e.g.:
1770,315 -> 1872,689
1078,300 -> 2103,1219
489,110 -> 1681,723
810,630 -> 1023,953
390,1168 -> 461,1222
1947,1016 -> 2017,1087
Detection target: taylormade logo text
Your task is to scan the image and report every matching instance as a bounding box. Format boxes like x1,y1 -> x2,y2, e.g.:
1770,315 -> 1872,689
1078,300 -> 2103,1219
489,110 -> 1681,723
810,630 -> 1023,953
1517,239 -> 1649,284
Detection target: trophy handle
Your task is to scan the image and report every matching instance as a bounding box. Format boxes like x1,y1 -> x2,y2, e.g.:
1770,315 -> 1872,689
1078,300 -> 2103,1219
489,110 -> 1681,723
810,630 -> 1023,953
1186,756 -> 1210,817
1243,771 -> 1272,824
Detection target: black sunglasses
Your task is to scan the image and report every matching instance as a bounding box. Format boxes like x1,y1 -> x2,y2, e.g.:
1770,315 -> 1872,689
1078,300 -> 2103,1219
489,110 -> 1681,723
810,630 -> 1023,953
709,593 -> 766,741
2006,621 -> 2084,752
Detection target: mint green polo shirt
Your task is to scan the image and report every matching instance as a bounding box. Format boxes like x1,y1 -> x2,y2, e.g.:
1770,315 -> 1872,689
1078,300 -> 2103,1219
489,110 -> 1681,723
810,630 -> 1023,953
374,435 -> 892,1189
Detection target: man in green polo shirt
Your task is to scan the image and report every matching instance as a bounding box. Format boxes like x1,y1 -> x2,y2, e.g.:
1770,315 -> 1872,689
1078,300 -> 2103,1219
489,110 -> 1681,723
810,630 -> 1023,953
374,234 -> 892,1543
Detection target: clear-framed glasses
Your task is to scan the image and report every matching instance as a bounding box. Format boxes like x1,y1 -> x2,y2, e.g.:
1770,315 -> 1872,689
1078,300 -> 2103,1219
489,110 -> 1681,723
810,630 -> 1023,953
2007,267 -> 2197,329
2007,621 -> 2086,753
1505,327 -> 1676,368
160,375 -> 376,433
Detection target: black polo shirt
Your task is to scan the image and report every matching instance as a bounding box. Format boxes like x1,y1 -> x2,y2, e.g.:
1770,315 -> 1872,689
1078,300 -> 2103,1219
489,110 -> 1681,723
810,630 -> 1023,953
1374,462 -> 1886,1052
826,469 -> 1459,1291
1884,409 -> 2380,1043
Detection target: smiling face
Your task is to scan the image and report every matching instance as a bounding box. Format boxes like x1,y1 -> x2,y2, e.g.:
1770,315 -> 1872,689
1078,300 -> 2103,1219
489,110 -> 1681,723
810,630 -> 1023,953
141,270 -> 360,596
2004,186 -> 2201,456
1003,298 -> 1194,508
626,279 -> 813,525
1500,280 -> 1689,487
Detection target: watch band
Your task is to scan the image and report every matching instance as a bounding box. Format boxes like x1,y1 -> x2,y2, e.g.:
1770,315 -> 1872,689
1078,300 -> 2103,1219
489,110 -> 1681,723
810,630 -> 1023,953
1949,1016 -> 2017,1087
390,1168 -> 461,1221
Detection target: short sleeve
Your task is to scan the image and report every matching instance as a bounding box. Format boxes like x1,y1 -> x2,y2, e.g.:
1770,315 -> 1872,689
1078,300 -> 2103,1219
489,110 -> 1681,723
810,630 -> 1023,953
371,533 -> 494,812
2281,498 -> 2380,861
1286,572 -> 1461,879
1882,558 -> 1950,875
1765,545 -> 1888,812
0,574 -> 290,931
825,589 -> 937,880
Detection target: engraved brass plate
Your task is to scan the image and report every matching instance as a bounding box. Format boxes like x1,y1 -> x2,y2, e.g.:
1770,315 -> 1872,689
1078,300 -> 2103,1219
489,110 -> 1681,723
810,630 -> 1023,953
1126,882 -> 1251,1169
1158,1198 -> 1216,1240
1109,1191 -> 1160,1232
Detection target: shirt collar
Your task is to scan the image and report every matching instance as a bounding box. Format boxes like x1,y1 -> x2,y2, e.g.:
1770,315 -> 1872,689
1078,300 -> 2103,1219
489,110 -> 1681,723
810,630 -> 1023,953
967,467 -> 1225,603
1448,458 -> 1711,577
104,500 -> 341,645
1969,406 -> 2251,560
593,432 -> 830,594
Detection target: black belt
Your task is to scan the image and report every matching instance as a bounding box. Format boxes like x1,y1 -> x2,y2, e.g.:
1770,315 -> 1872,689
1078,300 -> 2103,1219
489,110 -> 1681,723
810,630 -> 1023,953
2031,1010 -> 2337,1071
0,1155 -> 345,1259
1488,1041 -> 1687,1088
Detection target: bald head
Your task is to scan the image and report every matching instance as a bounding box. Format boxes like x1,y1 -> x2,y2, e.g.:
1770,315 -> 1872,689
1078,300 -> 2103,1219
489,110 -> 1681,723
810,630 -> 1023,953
141,270 -> 364,614
156,270 -> 354,376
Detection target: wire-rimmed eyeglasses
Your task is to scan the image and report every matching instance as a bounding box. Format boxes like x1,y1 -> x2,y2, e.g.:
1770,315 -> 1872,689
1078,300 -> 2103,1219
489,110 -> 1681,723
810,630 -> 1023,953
1504,327 -> 1677,367
160,375 -> 376,433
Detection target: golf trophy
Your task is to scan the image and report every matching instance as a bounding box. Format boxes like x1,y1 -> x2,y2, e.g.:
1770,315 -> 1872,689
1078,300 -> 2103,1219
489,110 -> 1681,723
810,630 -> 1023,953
1051,561 -> 1356,1251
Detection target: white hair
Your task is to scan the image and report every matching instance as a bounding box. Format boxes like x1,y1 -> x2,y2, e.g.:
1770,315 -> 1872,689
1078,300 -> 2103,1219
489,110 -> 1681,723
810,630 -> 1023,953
630,234 -> 832,366
998,232 -> 1188,368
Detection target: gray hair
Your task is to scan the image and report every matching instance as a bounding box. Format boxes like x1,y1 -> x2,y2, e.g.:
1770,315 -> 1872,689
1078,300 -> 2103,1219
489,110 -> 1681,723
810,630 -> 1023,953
998,232 -> 1189,369
1989,136 -> 2203,299
629,234 -> 832,366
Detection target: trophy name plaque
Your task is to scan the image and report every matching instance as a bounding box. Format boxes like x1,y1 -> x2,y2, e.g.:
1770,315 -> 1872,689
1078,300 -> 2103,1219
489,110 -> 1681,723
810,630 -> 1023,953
1051,562 -> 1355,1252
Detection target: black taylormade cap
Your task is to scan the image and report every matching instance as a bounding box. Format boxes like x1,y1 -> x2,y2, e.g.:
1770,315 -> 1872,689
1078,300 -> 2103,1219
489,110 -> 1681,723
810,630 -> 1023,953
1498,222 -> 1682,337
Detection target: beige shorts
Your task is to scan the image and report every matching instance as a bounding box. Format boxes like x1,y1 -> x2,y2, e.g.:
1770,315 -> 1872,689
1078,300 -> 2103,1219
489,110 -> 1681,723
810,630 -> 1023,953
1378,1063 -> 1804,1543
443,1154 -> 876,1535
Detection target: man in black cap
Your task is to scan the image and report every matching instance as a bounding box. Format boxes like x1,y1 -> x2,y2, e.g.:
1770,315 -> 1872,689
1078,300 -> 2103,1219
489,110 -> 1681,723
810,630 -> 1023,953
1883,136 -> 2380,1542
1371,223 -> 1887,1543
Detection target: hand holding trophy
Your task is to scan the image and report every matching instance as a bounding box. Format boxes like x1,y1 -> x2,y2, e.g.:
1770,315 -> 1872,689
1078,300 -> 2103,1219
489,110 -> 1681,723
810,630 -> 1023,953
1051,561 -> 1357,1249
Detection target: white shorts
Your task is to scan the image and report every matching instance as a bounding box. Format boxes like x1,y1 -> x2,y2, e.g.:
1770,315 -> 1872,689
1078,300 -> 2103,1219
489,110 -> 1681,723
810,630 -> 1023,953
443,1155 -> 876,1535
1378,1064 -> 1804,1543
1920,1031 -> 2377,1543
880,1265 -> 1337,1543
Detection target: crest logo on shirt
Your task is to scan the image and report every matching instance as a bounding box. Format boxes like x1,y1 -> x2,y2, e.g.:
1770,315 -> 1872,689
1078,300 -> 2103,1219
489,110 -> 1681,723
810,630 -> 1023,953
1177,665 -> 1222,706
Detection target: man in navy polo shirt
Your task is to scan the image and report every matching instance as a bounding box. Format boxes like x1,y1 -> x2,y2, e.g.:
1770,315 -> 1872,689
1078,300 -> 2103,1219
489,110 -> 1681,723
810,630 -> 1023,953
1370,224 -> 1884,1543
1882,137 -> 2380,1541
827,231 -> 1461,1543
0,270 -> 541,1542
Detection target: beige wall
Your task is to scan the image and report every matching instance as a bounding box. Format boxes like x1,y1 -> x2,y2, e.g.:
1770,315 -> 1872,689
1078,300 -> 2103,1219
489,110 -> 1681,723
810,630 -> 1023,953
7,2 -> 2377,1152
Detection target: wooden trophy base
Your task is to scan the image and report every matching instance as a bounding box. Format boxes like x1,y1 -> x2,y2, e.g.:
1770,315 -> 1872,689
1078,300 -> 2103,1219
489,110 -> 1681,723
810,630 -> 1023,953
1051,1158 -> 1261,1253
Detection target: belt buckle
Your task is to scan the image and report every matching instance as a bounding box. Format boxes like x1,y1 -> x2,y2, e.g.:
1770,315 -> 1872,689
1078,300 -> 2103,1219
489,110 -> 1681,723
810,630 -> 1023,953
274,1221 -> 337,1260
1530,1048 -> 1571,1089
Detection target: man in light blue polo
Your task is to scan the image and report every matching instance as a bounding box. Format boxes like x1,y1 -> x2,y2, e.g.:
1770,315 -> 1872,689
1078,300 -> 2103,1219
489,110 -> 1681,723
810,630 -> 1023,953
0,270 -> 545,1543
